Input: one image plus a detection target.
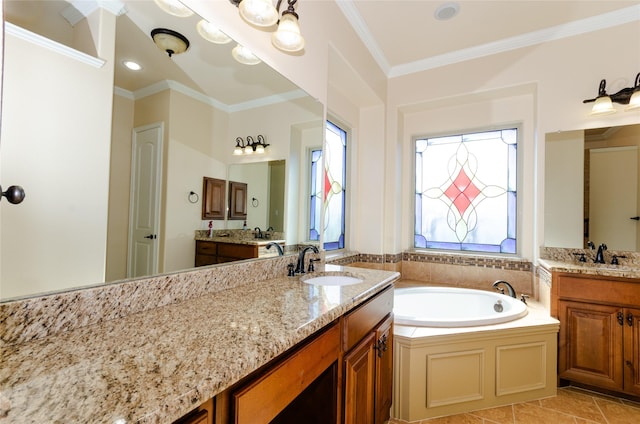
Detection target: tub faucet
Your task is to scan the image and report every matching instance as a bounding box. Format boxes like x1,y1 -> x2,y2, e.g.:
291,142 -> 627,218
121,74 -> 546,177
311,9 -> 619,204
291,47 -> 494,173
492,280 -> 516,298
265,242 -> 284,256
594,243 -> 607,264
295,245 -> 319,274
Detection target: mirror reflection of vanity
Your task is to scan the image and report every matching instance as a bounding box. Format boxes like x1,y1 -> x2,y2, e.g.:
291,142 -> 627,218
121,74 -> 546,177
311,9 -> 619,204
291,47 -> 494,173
0,0 -> 324,300
544,123 -> 640,252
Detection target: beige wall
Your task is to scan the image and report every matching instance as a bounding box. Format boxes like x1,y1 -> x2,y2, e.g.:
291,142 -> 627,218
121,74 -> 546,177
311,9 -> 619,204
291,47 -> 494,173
0,10 -> 116,298
107,94 -> 135,281
185,0 -> 640,263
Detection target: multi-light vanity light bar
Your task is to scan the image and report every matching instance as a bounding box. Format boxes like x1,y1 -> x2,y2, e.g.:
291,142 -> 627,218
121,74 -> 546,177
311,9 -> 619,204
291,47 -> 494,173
583,72 -> 640,116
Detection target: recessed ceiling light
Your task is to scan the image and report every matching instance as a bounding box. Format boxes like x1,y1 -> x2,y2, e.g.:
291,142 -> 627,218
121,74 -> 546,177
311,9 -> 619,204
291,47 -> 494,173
435,2 -> 460,21
122,60 -> 142,71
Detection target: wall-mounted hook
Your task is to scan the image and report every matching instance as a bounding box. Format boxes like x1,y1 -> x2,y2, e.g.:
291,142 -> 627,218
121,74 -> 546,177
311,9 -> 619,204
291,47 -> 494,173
0,185 -> 25,204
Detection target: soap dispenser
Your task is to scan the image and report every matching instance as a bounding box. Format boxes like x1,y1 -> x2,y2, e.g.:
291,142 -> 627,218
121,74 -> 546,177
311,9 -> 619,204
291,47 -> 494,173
208,221 -> 213,238
242,220 -> 247,230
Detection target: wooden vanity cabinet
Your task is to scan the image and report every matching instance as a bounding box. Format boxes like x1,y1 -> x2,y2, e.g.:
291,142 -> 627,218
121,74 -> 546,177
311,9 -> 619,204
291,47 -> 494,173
195,241 -> 258,266
211,285 -> 395,424
342,286 -> 394,424
554,273 -> 640,397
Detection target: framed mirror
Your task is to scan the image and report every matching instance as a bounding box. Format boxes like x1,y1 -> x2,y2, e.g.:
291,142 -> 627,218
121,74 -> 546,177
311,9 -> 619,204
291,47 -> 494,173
0,0 -> 324,300
544,123 -> 640,251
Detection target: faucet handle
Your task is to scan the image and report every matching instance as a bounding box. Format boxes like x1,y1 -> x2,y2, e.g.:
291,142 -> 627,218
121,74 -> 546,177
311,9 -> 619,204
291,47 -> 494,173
573,252 -> 587,262
611,255 -> 627,265
287,263 -> 295,277
520,294 -> 530,304
308,258 -> 320,272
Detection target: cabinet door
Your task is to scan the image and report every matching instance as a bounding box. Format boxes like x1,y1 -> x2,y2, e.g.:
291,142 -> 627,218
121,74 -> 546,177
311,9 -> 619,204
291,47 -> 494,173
174,398 -> 213,424
624,307 -> 640,396
228,181 -> 247,220
343,332 -> 375,424
374,315 -> 393,424
202,177 -> 225,220
559,300 -> 623,390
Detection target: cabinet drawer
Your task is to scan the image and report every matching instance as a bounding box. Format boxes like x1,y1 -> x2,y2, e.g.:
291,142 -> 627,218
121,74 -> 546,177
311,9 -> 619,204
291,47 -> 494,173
218,243 -> 257,259
196,241 -> 218,256
557,274 -> 640,306
342,286 -> 394,352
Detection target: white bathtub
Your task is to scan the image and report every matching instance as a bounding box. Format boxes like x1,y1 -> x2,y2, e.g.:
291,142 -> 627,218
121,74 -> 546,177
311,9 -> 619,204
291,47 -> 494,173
393,286 -> 528,327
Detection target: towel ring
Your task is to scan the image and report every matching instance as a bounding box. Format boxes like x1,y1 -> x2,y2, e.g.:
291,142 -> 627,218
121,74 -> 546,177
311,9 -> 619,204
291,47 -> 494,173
188,191 -> 199,204
252,197 -> 259,207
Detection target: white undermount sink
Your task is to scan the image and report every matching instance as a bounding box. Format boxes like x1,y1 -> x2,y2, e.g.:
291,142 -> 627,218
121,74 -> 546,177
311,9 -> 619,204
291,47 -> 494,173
301,274 -> 363,286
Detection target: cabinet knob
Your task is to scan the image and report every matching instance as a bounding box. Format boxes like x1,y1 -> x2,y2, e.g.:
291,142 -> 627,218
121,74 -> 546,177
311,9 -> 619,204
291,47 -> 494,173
617,311 -> 624,326
627,313 -> 634,327
626,360 -> 633,369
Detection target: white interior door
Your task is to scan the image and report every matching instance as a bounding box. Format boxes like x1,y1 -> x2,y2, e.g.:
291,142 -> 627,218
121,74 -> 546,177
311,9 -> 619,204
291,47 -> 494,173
590,146 -> 638,251
128,123 -> 163,278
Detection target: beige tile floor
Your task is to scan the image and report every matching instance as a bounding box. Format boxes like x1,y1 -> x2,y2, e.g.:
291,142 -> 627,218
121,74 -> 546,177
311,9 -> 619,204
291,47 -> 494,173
388,386 -> 640,424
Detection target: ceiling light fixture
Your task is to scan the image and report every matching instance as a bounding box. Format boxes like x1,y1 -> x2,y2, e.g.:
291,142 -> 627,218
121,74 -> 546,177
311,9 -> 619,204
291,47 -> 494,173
272,1 -> 305,52
583,72 -> 640,115
231,0 -> 305,53
122,60 -> 142,71
233,135 -> 269,155
151,28 -> 190,57
196,19 -> 232,44
153,0 -> 194,17
232,44 -> 261,65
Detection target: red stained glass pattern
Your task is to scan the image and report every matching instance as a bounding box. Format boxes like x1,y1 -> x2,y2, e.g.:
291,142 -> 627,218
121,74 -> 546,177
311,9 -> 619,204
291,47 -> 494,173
444,169 -> 481,215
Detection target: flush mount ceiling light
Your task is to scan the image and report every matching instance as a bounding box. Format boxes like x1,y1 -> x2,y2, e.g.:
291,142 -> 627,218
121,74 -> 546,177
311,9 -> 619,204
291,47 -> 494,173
233,135 -> 270,155
435,2 -> 460,20
232,43 -> 261,65
197,19 -> 232,44
583,72 -> 640,115
153,0 -> 193,17
122,60 -> 142,71
151,28 -> 190,57
231,0 -> 305,53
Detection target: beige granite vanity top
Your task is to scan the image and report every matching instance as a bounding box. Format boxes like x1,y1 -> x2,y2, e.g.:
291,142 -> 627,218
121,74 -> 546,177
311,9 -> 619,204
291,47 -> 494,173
194,235 -> 286,246
0,265 -> 399,423
538,258 -> 640,280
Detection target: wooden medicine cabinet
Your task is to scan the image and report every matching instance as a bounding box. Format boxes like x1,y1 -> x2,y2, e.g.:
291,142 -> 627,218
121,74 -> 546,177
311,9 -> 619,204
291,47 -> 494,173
202,177 -> 225,220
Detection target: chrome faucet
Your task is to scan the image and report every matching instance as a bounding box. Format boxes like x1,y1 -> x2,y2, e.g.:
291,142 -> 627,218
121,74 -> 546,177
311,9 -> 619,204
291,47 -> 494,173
265,242 -> 284,256
492,280 -> 516,298
295,245 -> 319,274
594,243 -> 607,264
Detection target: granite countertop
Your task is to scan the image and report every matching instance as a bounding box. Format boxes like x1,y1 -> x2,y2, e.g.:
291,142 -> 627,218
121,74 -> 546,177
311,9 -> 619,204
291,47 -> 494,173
538,258 -> 640,279
194,236 -> 286,246
0,265 -> 399,423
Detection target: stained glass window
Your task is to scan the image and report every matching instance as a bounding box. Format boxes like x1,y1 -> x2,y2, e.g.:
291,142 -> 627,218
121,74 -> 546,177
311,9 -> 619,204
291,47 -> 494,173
414,128 -> 517,253
309,121 -> 346,250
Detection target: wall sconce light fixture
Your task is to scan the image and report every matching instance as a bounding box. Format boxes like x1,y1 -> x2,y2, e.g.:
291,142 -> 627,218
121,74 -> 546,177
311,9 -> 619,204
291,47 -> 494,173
233,135 -> 270,155
151,28 -> 190,57
230,0 -> 305,53
583,72 -> 640,115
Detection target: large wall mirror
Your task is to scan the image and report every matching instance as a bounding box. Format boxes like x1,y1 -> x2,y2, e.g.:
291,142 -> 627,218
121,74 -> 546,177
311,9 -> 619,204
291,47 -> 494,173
0,0 -> 324,300
544,123 -> 640,252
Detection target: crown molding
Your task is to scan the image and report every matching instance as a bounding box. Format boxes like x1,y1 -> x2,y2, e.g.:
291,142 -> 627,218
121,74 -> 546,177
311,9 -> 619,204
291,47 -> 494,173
335,0 -> 390,76
5,22 -> 105,68
389,4 -> 640,78
337,2 -> 640,78
115,80 -> 307,113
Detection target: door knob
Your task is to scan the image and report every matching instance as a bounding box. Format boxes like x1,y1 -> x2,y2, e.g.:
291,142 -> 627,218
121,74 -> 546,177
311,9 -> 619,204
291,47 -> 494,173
144,234 -> 157,239
631,216 -> 640,221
